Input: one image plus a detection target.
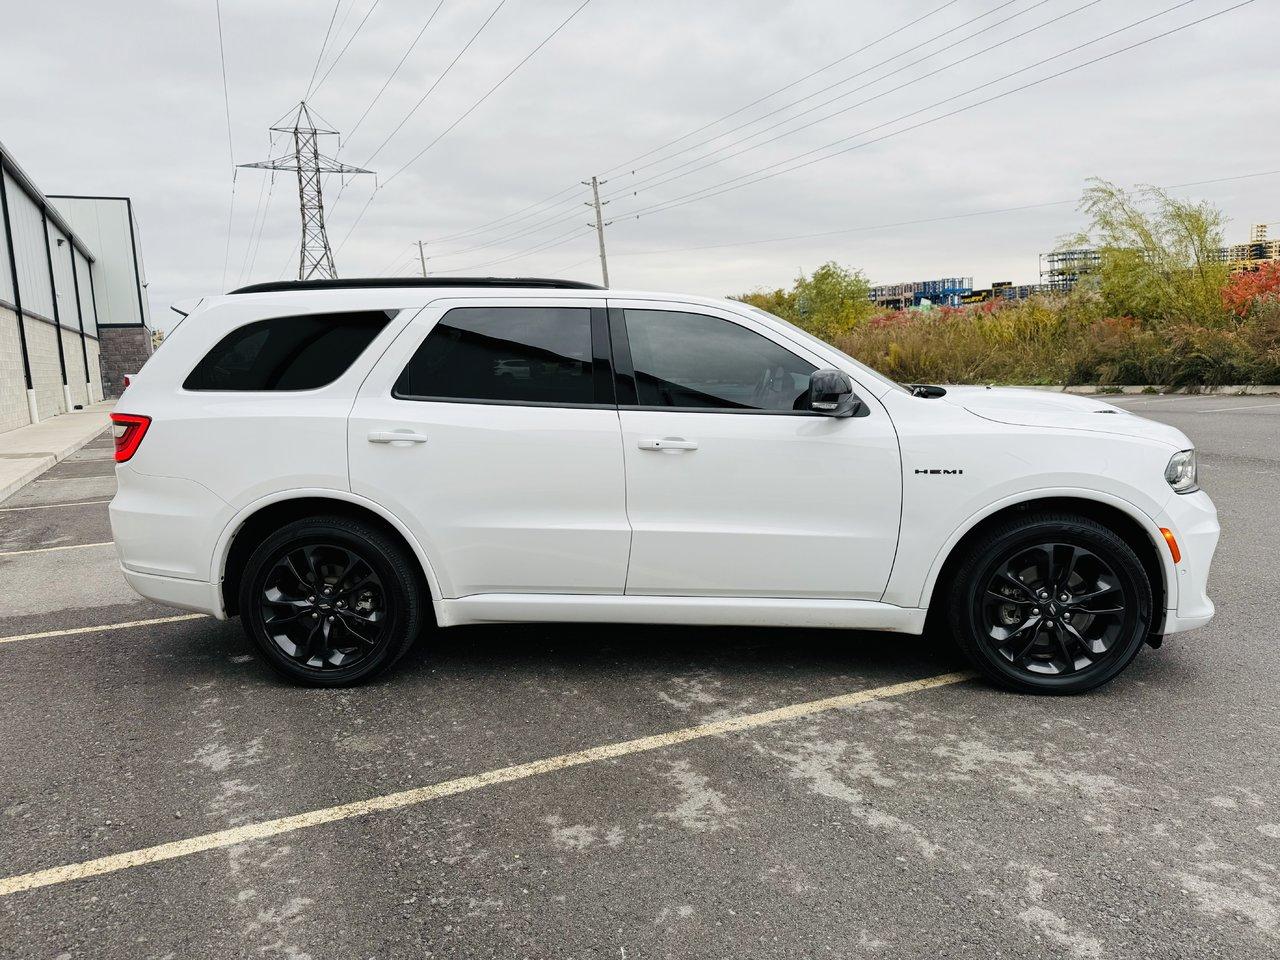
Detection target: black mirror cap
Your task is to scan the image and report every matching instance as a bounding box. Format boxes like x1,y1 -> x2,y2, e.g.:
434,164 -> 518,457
809,368 -> 862,417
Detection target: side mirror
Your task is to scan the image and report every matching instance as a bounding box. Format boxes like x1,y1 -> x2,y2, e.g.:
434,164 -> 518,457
808,369 -> 862,418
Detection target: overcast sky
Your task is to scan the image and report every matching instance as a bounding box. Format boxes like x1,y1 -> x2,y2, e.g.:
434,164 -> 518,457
3,0 -> 1276,328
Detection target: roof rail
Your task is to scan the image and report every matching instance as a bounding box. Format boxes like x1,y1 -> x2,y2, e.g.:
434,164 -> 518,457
228,277 -> 605,295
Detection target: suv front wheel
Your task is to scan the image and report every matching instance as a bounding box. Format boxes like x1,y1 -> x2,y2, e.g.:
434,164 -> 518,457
947,512 -> 1154,694
238,516 -> 425,686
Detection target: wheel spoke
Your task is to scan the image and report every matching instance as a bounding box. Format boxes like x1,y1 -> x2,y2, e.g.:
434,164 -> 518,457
1075,604 -> 1124,616
1072,582 -> 1119,605
283,551 -> 313,591
1053,544 -> 1079,592
986,588 -> 1031,605
1061,620 -> 1101,657
1051,627 -> 1077,672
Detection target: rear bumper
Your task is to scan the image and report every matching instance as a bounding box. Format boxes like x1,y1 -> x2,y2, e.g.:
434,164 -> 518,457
119,565 -> 227,618
1154,489 -> 1219,634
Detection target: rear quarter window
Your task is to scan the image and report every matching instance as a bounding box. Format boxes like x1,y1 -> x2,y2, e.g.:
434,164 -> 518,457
184,310 -> 394,391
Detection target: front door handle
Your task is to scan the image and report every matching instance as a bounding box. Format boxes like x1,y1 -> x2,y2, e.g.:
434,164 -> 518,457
368,430 -> 428,445
637,437 -> 698,452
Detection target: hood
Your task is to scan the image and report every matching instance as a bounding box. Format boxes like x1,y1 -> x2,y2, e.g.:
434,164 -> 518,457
942,386 -> 1190,448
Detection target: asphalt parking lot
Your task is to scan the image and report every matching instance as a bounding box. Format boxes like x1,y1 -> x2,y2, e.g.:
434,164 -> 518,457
1,394 -> 1278,959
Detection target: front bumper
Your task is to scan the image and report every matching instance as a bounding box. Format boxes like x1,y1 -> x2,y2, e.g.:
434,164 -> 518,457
1154,489 -> 1219,634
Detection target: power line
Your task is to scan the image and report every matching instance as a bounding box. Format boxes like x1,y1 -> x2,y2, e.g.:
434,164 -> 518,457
304,0 -> 345,100
334,0 -> 595,255
383,0 -> 596,184
310,0 -> 385,97
600,0 -> 968,178
361,0 -> 512,167
345,0 -> 448,144
438,3 -> 1255,275
602,0 -> 1076,200
215,0 -> 237,290
543,169 -> 1280,274
422,0 -> 971,250
428,0 -> 1097,261
618,0 -> 1037,183
612,0 -> 1236,225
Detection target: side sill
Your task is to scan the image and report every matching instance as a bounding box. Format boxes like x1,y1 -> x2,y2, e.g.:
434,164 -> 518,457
436,594 -> 927,634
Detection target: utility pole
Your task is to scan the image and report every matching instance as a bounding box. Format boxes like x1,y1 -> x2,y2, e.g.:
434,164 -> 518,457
239,102 -> 374,281
416,240 -> 428,277
583,176 -> 611,287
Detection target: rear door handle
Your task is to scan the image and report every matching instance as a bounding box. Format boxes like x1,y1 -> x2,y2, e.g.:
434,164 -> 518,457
368,430 -> 428,445
637,437 -> 698,451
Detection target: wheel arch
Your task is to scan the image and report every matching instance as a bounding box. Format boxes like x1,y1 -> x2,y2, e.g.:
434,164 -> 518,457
920,491 -> 1173,627
215,490 -> 442,618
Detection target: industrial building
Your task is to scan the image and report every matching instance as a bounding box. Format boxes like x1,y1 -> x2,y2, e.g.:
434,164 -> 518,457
872,224 -> 1280,309
0,139 -> 151,435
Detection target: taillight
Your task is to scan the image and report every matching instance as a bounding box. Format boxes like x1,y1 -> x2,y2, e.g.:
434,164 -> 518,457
122,375 -> 132,390
110,413 -> 151,463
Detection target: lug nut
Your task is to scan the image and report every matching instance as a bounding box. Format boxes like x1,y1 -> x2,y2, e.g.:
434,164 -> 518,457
1060,593 -> 1069,602
1031,608 -> 1040,616
1062,611 -> 1072,621
337,600 -> 345,608
310,612 -> 318,619
1038,589 -> 1049,599
327,615 -> 334,622
307,596 -> 315,603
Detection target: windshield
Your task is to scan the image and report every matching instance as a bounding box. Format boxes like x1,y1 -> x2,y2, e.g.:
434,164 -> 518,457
740,305 -> 909,395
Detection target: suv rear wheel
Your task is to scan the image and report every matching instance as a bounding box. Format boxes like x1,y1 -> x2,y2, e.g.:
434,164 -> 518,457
946,512 -> 1153,694
238,516 -> 425,686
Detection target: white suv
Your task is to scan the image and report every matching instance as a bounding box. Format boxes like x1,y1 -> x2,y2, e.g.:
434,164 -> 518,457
109,278 -> 1218,692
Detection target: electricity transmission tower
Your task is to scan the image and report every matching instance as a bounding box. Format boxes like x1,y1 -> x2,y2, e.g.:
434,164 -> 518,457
239,102 -> 374,281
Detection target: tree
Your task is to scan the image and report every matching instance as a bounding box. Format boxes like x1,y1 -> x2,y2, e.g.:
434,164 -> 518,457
735,262 -> 873,343
1065,178 -> 1230,326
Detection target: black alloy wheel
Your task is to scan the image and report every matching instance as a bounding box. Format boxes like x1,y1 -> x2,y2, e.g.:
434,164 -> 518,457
980,543 -> 1129,678
239,516 -> 425,686
947,513 -> 1153,694
259,543 -> 389,671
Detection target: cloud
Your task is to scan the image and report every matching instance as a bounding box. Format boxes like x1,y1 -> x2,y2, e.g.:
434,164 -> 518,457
3,0 -> 1275,328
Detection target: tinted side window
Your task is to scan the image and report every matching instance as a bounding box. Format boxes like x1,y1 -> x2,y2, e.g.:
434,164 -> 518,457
184,311 -> 393,391
394,307 -> 595,405
623,309 -> 815,411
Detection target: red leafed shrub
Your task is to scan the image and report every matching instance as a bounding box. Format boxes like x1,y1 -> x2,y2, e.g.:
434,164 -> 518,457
1223,262 -> 1280,317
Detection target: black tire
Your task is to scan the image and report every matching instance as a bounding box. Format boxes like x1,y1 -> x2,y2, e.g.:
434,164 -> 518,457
238,515 -> 425,686
945,512 -> 1153,694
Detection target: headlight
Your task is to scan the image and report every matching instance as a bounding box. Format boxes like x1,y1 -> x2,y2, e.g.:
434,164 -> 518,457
1165,449 -> 1199,494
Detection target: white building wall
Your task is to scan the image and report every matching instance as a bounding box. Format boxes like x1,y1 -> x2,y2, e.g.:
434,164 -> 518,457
3,171 -> 54,320
49,197 -> 143,327
47,221 -> 79,331
73,247 -> 96,336
0,191 -> 12,305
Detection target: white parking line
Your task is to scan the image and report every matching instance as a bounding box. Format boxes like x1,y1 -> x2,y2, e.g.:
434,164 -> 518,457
0,541 -> 114,557
0,670 -> 973,896
1191,401 -> 1280,414
0,499 -> 113,513
34,476 -> 116,484
0,614 -> 207,645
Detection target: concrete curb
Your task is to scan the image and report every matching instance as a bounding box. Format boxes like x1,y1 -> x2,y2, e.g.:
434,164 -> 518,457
1020,384 -> 1280,396
0,403 -> 115,503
